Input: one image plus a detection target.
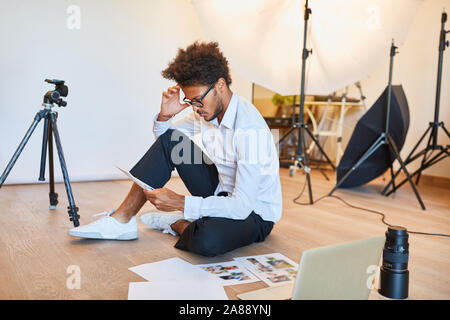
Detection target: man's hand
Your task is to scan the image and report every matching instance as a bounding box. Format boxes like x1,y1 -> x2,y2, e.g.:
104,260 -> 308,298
143,188 -> 185,212
158,85 -> 190,121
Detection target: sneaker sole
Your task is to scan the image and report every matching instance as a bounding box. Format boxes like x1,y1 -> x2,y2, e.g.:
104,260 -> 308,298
69,230 -> 138,240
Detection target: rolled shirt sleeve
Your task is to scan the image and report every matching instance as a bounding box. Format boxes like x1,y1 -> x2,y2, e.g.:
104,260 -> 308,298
153,114 -> 173,138
153,111 -> 197,139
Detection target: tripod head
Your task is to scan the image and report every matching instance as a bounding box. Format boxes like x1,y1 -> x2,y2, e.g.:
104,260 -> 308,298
304,0 -> 311,20
390,39 -> 398,57
43,79 -> 68,107
440,11 -> 449,52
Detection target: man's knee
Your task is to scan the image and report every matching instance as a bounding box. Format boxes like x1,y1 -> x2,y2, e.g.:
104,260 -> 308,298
156,129 -> 176,145
175,219 -> 227,257
174,217 -> 261,257
157,129 -> 199,164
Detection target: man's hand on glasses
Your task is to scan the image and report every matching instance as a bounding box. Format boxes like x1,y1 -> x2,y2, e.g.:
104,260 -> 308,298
158,85 -> 190,121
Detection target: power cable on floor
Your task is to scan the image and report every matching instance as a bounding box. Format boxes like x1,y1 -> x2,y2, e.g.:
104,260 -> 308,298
292,173 -> 450,238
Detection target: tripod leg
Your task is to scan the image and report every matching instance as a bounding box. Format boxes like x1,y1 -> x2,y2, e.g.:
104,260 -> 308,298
384,128 -> 432,195
387,135 -> 426,210
386,143 -> 397,194
49,112 -> 80,227
385,149 -> 446,196
442,123 -> 450,138
318,167 -> 330,181
295,124 -> 314,203
306,168 -> 313,204
48,120 -> 58,210
405,125 -> 432,165
305,126 -> 336,170
403,148 -> 429,166
415,150 -> 433,186
421,150 -> 448,168
415,129 -> 434,185
300,126 -> 314,204
0,110 -> 47,187
389,165 -> 396,193
329,135 -> 385,195
277,126 -> 296,146
39,118 -> 49,181
381,165 -> 402,195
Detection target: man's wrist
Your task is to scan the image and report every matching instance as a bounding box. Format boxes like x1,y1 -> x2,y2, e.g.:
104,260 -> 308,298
177,194 -> 185,212
157,113 -> 173,121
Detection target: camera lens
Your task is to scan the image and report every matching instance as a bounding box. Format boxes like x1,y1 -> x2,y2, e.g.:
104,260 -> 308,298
50,90 -> 61,101
378,226 -> 409,299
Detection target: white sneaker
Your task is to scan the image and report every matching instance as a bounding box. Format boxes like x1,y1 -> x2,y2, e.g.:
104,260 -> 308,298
140,211 -> 184,236
69,209 -> 138,240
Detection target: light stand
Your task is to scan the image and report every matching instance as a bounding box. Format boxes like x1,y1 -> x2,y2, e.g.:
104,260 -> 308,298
277,0 -> 336,204
329,40 -> 426,210
0,79 -> 80,227
382,10 -> 449,197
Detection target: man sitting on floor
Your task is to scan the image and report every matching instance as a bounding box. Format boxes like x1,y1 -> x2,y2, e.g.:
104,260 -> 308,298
69,41 -> 282,257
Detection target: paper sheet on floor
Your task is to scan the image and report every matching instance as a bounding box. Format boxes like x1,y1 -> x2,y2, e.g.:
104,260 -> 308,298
129,257 -> 222,283
128,257 -> 228,300
196,261 -> 260,286
128,280 -> 228,300
233,253 -> 298,287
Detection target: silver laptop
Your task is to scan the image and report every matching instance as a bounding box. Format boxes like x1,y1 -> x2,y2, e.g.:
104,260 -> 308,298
237,236 -> 385,300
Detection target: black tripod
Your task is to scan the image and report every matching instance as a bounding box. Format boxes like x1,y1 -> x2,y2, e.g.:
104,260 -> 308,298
382,11 -> 449,197
277,0 -> 336,204
0,79 -> 80,227
329,40 -> 426,210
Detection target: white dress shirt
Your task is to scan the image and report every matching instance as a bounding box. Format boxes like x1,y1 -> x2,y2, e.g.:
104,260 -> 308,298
153,93 -> 282,223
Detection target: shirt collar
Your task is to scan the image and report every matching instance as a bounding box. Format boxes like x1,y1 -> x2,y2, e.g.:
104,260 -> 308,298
219,93 -> 238,129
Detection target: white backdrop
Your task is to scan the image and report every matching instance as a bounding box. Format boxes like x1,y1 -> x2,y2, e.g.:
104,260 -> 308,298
0,0 -> 448,185
340,0 -> 450,178
192,0 -> 450,179
193,0 -> 422,95
0,0 -> 251,185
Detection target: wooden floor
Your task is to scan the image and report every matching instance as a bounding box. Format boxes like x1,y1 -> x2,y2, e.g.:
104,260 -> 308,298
0,168 -> 448,300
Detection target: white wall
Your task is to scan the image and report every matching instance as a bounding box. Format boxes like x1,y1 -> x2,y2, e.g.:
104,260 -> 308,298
1,0 -> 448,186
0,0 -> 201,184
0,0 -> 253,185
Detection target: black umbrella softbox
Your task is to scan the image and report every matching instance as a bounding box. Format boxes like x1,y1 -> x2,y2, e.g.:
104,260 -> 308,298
336,85 -> 410,188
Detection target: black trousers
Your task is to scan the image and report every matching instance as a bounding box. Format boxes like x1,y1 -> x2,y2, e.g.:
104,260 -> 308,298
130,129 -> 274,257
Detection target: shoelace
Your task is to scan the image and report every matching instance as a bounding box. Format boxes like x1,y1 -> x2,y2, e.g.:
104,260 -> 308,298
92,209 -> 116,219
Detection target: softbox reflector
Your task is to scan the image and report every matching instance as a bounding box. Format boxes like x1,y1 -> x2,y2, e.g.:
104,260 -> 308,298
336,85 -> 410,188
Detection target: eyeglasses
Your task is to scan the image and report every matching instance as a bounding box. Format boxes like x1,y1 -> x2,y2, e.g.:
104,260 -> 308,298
183,81 -> 216,108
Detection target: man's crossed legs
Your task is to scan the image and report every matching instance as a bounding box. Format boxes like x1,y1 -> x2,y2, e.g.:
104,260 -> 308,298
70,129 -> 274,257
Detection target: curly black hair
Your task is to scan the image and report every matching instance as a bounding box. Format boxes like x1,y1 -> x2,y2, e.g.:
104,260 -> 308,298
161,41 -> 232,87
